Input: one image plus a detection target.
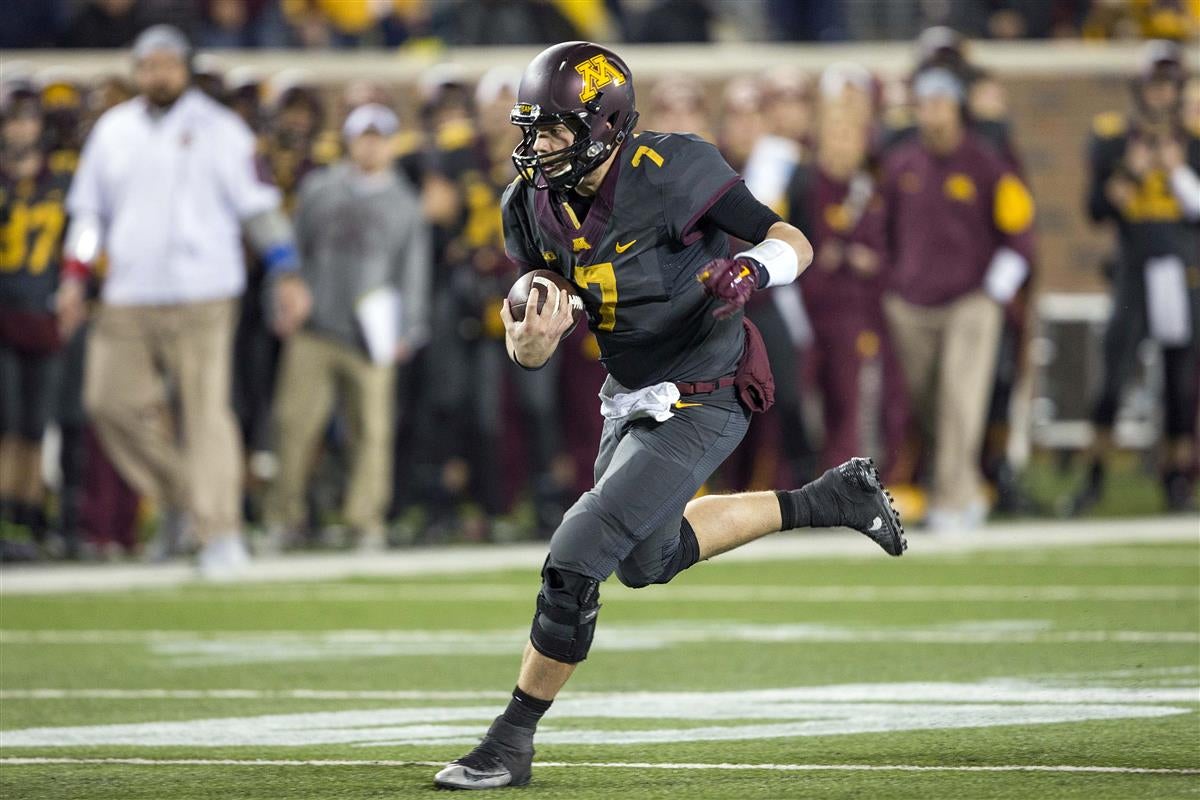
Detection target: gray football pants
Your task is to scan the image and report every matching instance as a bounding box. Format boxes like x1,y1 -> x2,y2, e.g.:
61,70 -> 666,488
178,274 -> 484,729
547,378 -> 751,588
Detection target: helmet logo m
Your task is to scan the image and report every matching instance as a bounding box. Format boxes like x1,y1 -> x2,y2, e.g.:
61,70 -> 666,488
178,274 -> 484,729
575,55 -> 626,103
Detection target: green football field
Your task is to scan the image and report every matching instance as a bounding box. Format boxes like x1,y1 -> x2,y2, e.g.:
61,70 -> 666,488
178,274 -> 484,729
1,523 -> 1198,799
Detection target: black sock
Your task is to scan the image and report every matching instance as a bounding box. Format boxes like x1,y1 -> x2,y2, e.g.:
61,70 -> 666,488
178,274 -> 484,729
501,686 -> 552,731
775,488 -> 813,531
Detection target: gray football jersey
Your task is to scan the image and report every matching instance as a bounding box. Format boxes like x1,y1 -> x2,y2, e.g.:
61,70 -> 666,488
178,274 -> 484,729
501,131 -> 747,389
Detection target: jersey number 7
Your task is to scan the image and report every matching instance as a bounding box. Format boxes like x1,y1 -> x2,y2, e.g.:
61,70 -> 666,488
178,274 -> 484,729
574,261 -> 618,332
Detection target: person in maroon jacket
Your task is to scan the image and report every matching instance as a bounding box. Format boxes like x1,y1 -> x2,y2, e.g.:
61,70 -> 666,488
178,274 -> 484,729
788,100 -> 903,474
879,68 -> 1035,530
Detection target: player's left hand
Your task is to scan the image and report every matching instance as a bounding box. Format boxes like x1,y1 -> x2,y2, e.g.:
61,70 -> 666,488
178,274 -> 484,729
698,257 -> 761,319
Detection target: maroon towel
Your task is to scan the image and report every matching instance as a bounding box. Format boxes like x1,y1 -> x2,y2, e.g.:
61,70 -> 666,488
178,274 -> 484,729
735,318 -> 775,414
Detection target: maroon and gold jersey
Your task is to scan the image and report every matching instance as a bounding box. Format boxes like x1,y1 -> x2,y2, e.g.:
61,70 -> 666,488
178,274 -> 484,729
1087,110 -> 1200,268
501,131 -> 747,389
0,171 -> 69,312
787,163 -> 886,316
879,131 -> 1035,307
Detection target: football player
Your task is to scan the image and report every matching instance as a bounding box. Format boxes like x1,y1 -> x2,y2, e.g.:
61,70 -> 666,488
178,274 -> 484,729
1069,40 -> 1200,514
433,42 -> 906,791
0,106 -> 70,553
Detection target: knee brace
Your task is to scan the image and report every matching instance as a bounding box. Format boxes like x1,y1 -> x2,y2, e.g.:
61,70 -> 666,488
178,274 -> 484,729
529,562 -> 601,664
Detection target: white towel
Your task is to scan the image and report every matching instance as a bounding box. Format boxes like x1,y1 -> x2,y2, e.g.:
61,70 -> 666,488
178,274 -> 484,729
1145,256 -> 1191,346
599,381 -> 681,423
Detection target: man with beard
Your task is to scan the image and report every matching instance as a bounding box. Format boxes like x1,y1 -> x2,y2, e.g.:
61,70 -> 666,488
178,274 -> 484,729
56,25 -> 312,579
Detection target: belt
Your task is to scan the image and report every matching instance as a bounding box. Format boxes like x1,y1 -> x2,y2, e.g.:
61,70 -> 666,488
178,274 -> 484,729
674,376 -> 736,396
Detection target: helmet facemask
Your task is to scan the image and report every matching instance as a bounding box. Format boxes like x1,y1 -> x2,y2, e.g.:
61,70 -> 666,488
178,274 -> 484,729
511,99 -> 637,192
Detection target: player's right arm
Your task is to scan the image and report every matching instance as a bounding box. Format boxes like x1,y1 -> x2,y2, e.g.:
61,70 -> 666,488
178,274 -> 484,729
498,179 -> 572,369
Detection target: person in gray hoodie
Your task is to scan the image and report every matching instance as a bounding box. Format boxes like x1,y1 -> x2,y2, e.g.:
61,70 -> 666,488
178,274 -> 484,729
267,103 -> 430,550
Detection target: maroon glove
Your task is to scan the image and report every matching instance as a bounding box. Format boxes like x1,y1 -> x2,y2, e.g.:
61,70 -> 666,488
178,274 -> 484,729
698,257 -> 764,319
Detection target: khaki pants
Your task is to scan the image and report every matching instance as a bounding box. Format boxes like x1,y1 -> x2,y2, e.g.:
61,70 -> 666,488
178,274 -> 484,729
268,331 -> 395,532
84,298 -> 242,541
883,291 -> 1002,513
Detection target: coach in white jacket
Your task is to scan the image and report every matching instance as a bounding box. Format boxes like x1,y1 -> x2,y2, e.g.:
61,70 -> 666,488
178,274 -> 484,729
56,26 -> 311,578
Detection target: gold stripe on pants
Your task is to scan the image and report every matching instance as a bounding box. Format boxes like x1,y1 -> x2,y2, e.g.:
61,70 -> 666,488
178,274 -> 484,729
83,298 -> 242,541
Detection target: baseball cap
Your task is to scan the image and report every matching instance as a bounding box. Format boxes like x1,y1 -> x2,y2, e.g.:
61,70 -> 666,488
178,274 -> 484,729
342,103 -> 399,140
913,68 -> 964,103
1141,40 -> 1184,81
132,24 -> 191,63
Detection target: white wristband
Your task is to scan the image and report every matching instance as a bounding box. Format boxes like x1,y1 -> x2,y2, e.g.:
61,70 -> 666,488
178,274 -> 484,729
63,214 -> 103,263
735,238 -> 799,288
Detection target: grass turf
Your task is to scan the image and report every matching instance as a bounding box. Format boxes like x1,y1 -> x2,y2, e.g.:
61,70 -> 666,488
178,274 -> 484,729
1,535 -> 1197,799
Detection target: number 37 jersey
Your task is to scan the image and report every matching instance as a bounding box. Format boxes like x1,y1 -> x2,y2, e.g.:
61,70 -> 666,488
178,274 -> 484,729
0,171 -> 70,312
501,131 -> 747,390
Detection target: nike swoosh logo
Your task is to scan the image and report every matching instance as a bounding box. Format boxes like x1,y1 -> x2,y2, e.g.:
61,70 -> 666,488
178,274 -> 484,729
614,239 -> 637,253
869,516 -> 883,532
674,401 -> 703,409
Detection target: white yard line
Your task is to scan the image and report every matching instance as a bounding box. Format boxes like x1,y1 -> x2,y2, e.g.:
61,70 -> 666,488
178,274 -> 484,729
1,757 -> 1197,775
8,584 -> 1198,605
13,583 -> 1199,605
2,682 -> 1198,703
2,624 -> 1197,651
0,689 -> 511,700
2,626 -> 1196,659
0,517 -> 1195,596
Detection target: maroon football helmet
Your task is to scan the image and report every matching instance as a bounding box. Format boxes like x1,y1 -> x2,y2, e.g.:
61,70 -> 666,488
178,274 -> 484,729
510,41 -> 638,192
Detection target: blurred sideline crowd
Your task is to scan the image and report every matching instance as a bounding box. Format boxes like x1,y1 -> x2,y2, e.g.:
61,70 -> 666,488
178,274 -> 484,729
1,28 -> 1198,572
4,0 -> 1199,49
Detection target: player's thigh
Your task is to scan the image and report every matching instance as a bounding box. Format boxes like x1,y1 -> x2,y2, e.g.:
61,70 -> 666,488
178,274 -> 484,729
554,397 -> 750,581
590,416 -> 626,485
620,402 -> 750,579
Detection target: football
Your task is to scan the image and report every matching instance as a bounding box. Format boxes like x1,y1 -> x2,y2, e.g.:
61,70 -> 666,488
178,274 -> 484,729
507,269 -> 586,338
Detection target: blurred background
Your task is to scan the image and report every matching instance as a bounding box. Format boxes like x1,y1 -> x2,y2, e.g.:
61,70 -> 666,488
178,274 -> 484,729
0,0 -> 1197,565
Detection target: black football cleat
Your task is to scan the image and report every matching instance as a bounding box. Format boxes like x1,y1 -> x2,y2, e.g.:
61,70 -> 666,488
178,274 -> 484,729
807,458 -> 907,556
434,717 -> 534,790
